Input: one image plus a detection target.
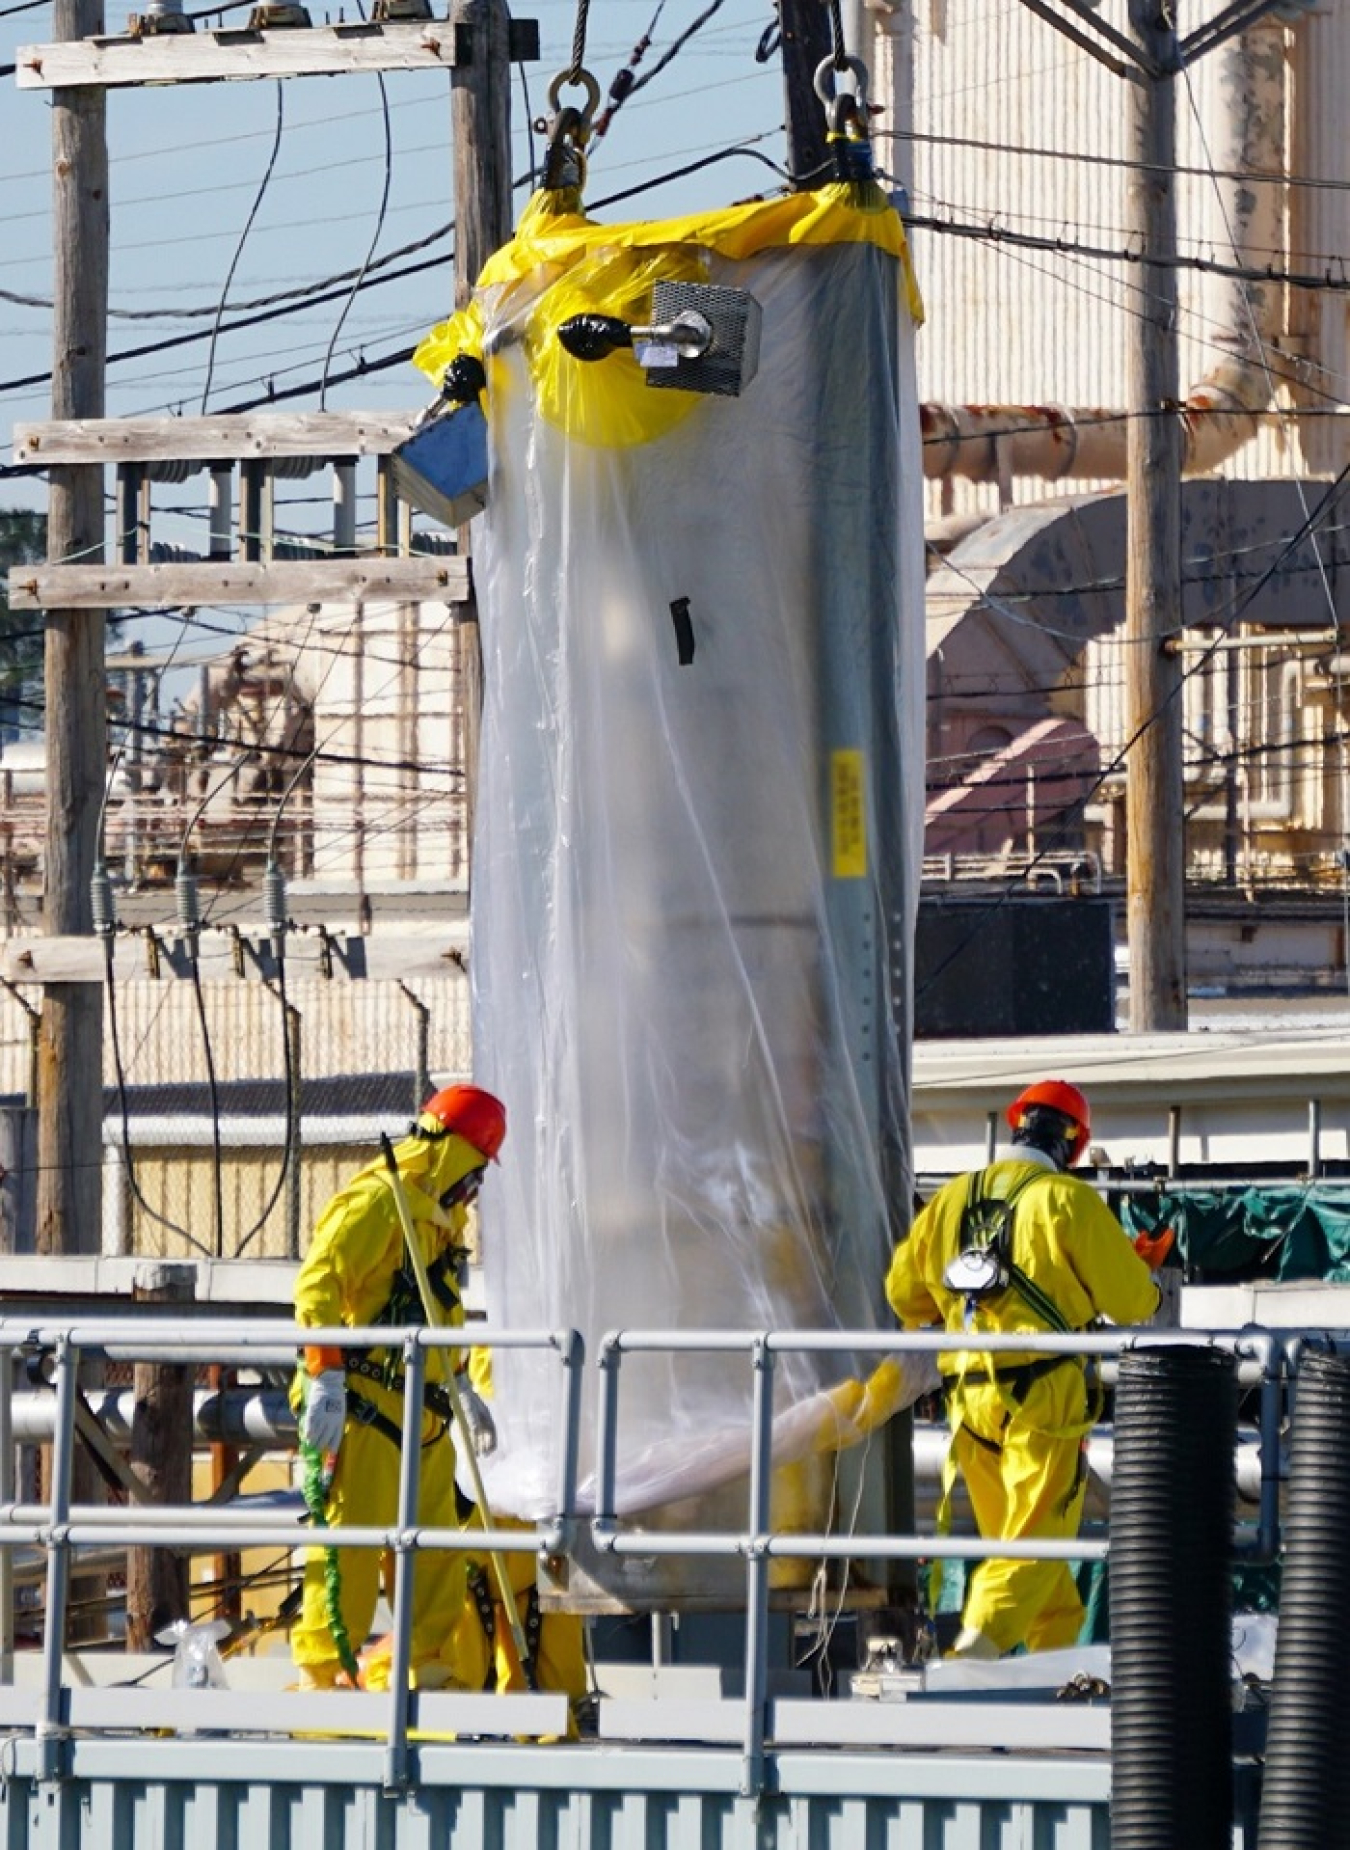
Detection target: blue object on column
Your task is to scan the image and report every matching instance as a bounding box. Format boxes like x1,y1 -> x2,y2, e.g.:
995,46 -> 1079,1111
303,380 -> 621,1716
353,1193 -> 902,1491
389,400 -> 489,529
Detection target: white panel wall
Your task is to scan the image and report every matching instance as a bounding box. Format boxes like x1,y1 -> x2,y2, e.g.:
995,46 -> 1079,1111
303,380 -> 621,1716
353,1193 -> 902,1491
870,0 -> 1350,517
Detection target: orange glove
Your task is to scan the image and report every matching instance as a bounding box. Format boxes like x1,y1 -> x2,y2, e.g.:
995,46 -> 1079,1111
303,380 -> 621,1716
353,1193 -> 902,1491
1133,1226 -> 1175,1270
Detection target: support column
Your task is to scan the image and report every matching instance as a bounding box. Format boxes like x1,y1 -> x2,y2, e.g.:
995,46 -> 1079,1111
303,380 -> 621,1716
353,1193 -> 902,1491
1124,0 -> 1187,1031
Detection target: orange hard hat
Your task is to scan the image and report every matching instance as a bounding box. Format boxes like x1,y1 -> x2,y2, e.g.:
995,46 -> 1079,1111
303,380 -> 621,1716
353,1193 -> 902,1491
419,1084 -> 507,1162
1006,1079 -> 1091,1164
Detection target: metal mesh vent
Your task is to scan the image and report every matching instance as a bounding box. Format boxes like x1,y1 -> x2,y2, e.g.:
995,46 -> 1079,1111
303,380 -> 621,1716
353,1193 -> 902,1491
645,281 -> 763,397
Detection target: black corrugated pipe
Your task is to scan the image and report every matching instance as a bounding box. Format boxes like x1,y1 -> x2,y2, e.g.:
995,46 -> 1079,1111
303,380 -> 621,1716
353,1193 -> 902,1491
1256,1346 -> 1350,1849
1110,1345 -> 1239,1850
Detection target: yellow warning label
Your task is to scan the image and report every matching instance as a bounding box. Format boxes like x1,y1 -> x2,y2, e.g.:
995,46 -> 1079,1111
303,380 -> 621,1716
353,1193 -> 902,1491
831,749 -> 867,879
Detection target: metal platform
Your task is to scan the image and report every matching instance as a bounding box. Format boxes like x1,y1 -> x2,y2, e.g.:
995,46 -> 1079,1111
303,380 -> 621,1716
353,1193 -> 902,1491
0,1313 -> 1292,1848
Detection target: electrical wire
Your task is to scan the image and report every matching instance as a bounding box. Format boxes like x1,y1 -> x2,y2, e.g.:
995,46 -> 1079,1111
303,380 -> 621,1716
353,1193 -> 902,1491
881,121 -> 1350,197
518,59 -> 538,191
229,749 -> 316,1257
612,0 -> 729,110
104,942 -> 209,1255
0,139 -> 795,400
0,222 -> 455,321
318,5 -> 393,412
590,0 -> 667,144
200,83 -> 286,416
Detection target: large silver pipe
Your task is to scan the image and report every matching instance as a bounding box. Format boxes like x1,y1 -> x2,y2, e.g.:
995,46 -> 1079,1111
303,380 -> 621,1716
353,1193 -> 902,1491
911,1422 -> 1269,1520
6,1388 -> 295,1446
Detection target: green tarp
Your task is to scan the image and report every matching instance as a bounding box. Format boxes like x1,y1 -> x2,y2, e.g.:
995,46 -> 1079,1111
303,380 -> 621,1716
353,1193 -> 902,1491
1119,1185 -> 1350,1284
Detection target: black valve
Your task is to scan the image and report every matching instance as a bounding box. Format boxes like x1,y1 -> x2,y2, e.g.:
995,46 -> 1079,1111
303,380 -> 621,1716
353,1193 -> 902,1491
442,353 -> 487,405
557,314 -> 635,362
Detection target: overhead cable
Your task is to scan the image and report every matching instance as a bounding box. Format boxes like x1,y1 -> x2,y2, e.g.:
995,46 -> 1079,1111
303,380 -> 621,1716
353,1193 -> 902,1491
201,81 -> 286,415
320,34 -> 393,410
901,205 -> 1350,294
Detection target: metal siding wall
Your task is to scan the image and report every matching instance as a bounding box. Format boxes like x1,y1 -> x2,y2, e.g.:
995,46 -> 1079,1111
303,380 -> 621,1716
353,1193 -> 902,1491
103,974 -> 471,1092
1291,8 -> 1350,478
0,1768 -> 1116,1850
309,600 -> 464,884
85,971 -> 471,1256
906,0 -> 1133,517
884,0 -> 1345,520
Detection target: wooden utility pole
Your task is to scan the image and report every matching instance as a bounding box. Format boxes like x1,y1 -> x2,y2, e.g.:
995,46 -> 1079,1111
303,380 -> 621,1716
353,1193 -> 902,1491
1124,0 -> 1187,1031
126,1264 -> 194,1649
40,0 -> 107,1254
778,0 -> 834,186
450,0 -> 513,860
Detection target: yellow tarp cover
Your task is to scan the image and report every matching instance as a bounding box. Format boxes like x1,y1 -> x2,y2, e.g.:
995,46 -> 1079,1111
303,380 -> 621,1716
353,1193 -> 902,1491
414,182 -> 923,450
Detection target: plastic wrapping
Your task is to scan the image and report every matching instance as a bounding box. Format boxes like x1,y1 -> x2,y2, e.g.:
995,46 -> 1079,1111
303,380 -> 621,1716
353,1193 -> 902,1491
418,182 -> 929,1545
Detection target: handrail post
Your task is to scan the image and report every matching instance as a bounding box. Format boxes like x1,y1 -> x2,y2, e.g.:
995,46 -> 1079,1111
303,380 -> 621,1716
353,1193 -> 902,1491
593,1333 -> 622,1543
0,1344 -> 13,1680
740,1336 -> 775,1799
382,1334 -> 424,1793
546,1328 -> 584,1554
38,1337 -> 78,1782
1254,1333 -> 1283,1561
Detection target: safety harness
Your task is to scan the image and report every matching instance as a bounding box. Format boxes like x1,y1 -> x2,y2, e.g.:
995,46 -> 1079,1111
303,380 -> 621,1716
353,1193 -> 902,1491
300,1237 -> 468,1682
939,1164 -> 1101,1418
943,1167 -> 1072,1332
928,1166 -> 1098,1619
466,1566 -> 544,1690
338,1243 -> 468,1440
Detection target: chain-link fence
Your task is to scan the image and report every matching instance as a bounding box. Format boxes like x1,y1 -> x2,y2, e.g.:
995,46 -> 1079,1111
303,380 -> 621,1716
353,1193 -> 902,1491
0,970 -> 472,1260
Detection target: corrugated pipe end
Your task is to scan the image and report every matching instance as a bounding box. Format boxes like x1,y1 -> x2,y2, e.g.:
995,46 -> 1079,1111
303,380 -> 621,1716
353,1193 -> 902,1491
1110,1345 -> 1239,1849
1257,1347 -> 1350,1849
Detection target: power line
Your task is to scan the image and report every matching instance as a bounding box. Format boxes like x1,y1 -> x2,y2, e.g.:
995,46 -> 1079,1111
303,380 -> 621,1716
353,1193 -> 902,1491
0,137 -> 784,400
903,205 -> 1350,295
201,81 -> 287,415
883,122 -> 1350,198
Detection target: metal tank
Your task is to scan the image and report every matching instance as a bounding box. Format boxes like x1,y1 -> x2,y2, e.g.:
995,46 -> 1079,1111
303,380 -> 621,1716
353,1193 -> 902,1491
462,179 -> 927,1606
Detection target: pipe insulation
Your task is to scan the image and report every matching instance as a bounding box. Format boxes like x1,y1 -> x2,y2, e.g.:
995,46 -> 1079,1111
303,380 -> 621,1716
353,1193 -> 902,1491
1256,1348 -> 1350,1850
1110,1345 -> 1239,1850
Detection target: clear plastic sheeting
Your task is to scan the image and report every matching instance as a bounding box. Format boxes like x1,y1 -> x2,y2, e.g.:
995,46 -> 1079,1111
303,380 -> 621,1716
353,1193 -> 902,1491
419,183 -> 927,1548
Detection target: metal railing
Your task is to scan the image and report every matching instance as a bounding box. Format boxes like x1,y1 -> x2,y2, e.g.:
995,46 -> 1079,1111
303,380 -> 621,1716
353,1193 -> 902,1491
594,1324 -> 1285,1794
0,1317 -> 581,1788
0,1313 -> 1294,1797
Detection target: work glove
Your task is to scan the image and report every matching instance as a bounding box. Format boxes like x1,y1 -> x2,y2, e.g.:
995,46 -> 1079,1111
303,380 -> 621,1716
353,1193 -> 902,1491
1133,1226 -> 1175,1271
457,1383 -> 498,1457
299,1368 -> 347,1456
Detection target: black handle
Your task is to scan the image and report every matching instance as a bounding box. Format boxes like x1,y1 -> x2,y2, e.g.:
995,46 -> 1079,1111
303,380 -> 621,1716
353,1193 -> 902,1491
557,313 -> 634,362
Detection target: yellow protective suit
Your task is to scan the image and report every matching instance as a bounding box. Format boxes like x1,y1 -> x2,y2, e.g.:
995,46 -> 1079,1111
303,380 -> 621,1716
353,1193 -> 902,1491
441,1350 -> 589,1723
290,1126 -> 484,1690
885,1154 -> 1160,1656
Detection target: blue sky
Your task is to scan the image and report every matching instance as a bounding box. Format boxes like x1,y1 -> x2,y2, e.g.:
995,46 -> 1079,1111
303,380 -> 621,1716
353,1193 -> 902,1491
1,0 -> 824,698
2,0 -> 799,503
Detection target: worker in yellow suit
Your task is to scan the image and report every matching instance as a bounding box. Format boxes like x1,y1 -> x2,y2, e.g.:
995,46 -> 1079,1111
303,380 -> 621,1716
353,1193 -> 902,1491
290,1085 -> 506,1691
885,1079 -> 1160,1660
444,1348 -> 591,1729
